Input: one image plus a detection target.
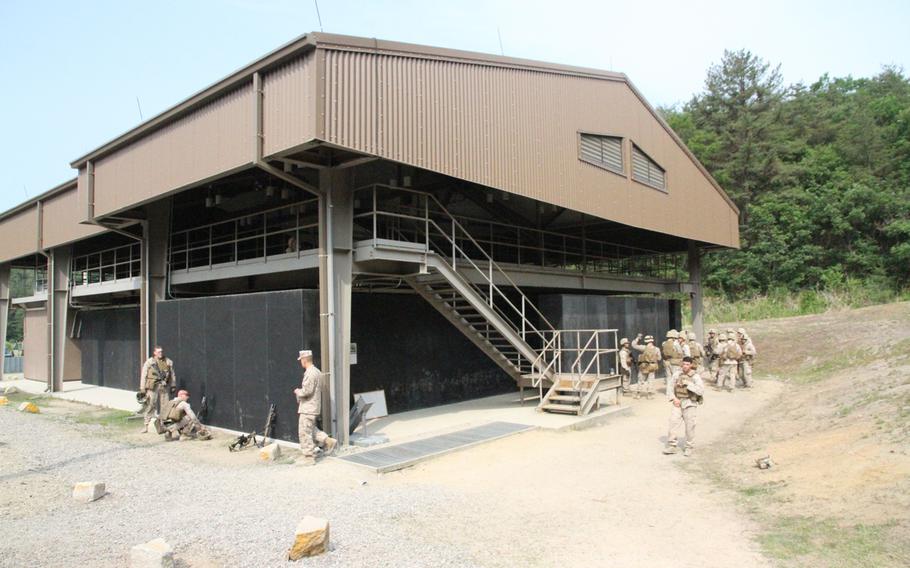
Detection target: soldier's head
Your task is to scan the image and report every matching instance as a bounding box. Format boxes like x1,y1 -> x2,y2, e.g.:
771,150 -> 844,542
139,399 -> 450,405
297,349 -> 314,369
666,329 -> 678,339
153,346 -> 164,359
644,335 -> 654,344
681,356 -> 693,372
620,338 -> 630,348
687,331 -> 696,341
737,327 -> 747,336
708,329 -> 716,337
177,389 -> 189,401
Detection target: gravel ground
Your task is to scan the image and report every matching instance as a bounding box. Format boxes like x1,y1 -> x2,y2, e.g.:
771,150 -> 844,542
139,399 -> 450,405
0,403 -> 473,567
0,384 -> 778,568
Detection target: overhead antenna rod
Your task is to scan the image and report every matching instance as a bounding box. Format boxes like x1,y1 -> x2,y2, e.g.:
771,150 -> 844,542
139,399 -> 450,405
497,27 -> 504,56
136,96 -> 144,121
313,0 -> 324,32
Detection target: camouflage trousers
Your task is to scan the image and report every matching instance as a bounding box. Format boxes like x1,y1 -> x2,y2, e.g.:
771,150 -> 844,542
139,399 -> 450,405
667,404 -> 697,448
298,414 -> 329,457
620,369 -> 631,392
636,372 -> 656,397
144,384 -> 169,426
164,416 -> 211,440
717,363 -> 739,390
739,360 -> 754,387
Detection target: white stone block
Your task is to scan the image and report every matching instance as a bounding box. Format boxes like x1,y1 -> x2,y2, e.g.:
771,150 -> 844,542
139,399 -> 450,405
130,538 -> 174,568
259,442 -> 282,462
72,481 -> 106,503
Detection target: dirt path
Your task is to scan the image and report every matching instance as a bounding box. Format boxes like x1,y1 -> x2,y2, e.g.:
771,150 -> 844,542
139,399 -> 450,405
0,377 -> 779,567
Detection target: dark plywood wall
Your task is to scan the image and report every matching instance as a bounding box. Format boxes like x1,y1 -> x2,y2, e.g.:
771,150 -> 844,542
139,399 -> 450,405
80,308 -> 141,390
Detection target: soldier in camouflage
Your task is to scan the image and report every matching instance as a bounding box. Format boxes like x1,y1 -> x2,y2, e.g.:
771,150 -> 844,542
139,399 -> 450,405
139,346 -> 176,433
631,334 -> 661,399
663,356 -> 705,457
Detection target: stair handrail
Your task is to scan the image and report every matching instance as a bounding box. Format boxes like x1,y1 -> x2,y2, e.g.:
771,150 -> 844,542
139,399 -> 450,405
354,184 -> 557,349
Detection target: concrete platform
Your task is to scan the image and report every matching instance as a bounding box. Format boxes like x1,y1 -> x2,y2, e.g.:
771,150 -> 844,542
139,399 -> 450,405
0,377 -> 140,412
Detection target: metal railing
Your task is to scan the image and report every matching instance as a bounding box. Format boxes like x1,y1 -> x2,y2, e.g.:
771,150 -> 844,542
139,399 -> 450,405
71,242 -> 141,287
531,329 -> 619,397
354,184 -> 557,369
356,195 -> 682,280
169,199 -> 319,273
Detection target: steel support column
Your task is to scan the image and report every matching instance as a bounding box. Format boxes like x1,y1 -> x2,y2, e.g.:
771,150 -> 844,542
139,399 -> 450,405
687,241 -> 704,341
0,263 -> 9,375
49,246 -> 73,391
321,167 -> 353,445
142,202 -> 170,359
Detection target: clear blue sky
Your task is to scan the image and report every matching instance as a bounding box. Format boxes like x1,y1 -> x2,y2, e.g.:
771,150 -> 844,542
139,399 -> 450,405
1,0 -> 908,212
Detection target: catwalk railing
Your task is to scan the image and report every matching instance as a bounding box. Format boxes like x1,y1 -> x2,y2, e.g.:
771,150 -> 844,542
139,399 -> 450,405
169,199 -> 319,273
71,242 -> 141,287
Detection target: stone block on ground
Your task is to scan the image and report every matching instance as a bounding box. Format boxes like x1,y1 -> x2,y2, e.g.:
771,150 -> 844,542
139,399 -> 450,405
3,385 -> 19,395
72,481 -> 106,503
17,401 -> 39,413
259,442 -> 281,462
287,516 -> 329,560
130,538 -> 174,568
0,396 -> 8,406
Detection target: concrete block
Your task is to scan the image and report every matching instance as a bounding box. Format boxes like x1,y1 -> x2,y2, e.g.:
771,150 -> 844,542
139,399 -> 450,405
0,396 -> 8,406
73,482 -> 106,503
130,538 -> 174,568
3,385 -> 19,395
287,516 -> 329,560
17,401 -> 39,413
258,442 -> 281,462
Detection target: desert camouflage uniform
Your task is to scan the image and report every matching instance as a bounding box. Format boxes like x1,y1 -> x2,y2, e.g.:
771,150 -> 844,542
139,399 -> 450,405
717,335 -> 742,391
664,367 -> 705,455
738,332 -> 756,388
619,340 -> 633,394
631,336 -> 661,398
140,356 -> 175,428
297,365 -> 330,458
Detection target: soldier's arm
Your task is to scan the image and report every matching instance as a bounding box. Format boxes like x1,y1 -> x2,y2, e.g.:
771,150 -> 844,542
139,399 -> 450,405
666,373 -> 677,401
181,401 -> 197,421
620,353 -> 631,371
139,360 -> 150,391
689,373 -> 705,396
631,338 -> 643,351
298,370 -> 318,399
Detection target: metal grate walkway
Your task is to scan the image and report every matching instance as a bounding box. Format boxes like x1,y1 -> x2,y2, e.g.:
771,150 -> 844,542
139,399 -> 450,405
337,421 -> 535,473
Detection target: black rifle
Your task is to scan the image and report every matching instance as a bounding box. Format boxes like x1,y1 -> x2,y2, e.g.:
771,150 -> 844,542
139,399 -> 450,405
229,431 -> 257,452
198,395 -> 209,422
256,404 -> 278,448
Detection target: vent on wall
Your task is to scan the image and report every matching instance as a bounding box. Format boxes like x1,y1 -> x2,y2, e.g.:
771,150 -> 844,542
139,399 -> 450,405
631,144 -> 666,191
579,133 -> 624,176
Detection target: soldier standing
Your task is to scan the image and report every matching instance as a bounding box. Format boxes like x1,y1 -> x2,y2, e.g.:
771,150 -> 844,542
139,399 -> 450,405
687,331 -> 705,371
662,330 -> 682,380
618,338 -> 633,394
631,334 -> 661,399
738,328 -> 757,388
139,346 -> 176,433
663,356 -> 705,457
716,333 -> 743,392
704,329 -> 720,382
293,350 -> 337,465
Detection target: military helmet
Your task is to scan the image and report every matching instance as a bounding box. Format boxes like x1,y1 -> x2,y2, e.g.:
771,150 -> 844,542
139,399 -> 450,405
620,337 -> 630,346
666,329 -> 678,339
644,335 -> 654,343
725,328 -> 735,334
737,327 -> 747,335
687,331 -> 696,340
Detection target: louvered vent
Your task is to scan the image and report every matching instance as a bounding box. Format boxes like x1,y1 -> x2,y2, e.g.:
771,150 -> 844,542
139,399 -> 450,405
631,144 -> 666,191
579,133 -> 624,175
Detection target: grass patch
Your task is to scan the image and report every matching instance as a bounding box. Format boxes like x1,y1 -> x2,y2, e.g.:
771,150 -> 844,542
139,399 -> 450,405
71,408 -> 136,428
789,346 -> 880,384
691,282 -> 910,324
1,391 -> 52,407
758,517 -> 905,567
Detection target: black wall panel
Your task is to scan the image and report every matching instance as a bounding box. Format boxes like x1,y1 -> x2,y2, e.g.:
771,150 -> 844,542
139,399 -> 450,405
79,308 -> 140,390
349,293 -> 513,414
156,290 -> 318,442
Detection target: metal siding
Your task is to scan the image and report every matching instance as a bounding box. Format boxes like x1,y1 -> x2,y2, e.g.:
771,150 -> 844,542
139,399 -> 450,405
321,48 -> 738,248
262,52 -> 317,156
23,308 -> 48,382
41,187 -> 105,249
92,87 -> 253,217
0,207 -> 39,262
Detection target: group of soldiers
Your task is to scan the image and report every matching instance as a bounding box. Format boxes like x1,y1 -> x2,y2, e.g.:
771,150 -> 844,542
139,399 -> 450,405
136,345 -> 336,465
616,327 -> 758,456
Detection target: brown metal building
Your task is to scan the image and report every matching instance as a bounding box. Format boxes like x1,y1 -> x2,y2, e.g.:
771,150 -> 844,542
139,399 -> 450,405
0,33 -> 738,443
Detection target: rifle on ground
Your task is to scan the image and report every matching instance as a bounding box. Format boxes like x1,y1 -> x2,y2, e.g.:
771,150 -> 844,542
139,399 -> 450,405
198,395 -> 209,422
229,431 -> 257,452
256,404 -> 278,448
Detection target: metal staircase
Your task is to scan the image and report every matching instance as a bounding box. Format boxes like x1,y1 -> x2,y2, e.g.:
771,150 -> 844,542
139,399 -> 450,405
353,184 -> 621,415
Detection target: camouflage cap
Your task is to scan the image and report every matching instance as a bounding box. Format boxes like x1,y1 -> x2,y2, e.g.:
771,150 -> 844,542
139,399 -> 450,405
666,329 -> 678,339
725,328 -> 735,334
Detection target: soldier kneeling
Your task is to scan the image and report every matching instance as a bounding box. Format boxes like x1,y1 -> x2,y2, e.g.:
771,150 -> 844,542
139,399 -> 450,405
156,389 -> 212,441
